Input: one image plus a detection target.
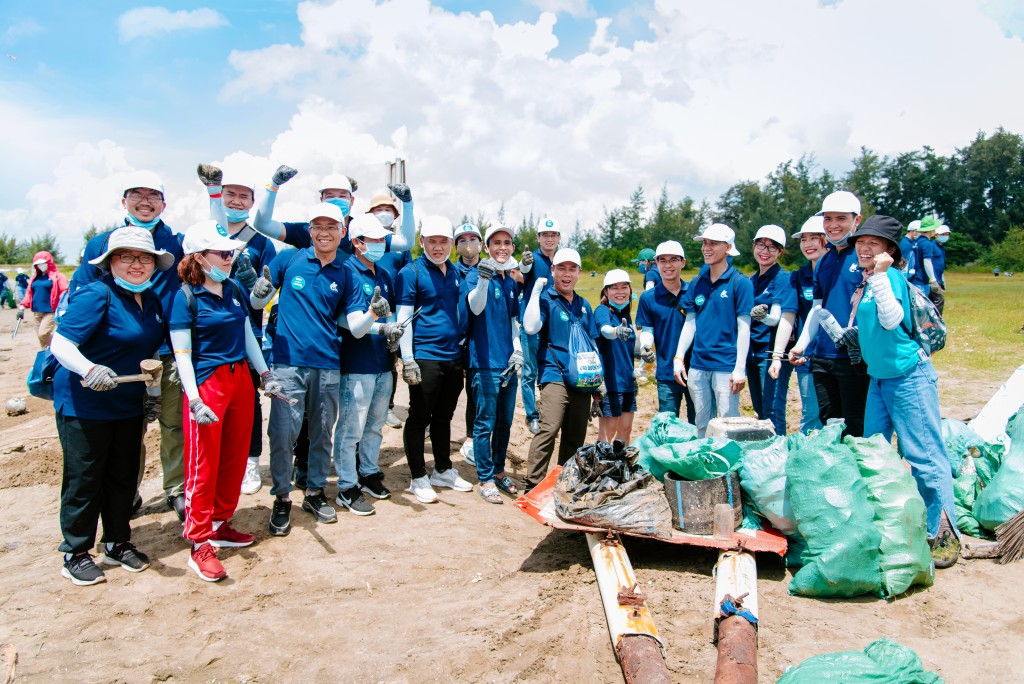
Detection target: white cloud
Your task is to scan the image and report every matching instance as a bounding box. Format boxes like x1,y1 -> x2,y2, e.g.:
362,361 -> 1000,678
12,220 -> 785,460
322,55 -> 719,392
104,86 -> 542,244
1,17 -> 43,44
528,0 -> 590,18
118,6 -> 228,43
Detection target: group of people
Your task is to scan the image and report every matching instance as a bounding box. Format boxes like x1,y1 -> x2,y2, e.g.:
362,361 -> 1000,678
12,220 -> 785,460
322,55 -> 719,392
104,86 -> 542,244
43,168 -> 961,587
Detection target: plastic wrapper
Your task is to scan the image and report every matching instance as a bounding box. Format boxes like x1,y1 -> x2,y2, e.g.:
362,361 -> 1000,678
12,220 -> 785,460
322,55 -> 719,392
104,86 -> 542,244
974,407 -> 1024,530
643,438 -> 742,482
739,436 -> 797,536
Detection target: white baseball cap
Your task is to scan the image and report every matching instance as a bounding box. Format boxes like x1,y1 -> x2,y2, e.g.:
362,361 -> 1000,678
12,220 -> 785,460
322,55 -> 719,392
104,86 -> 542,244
906,219 -> 922,233
552,247 -> 581,267
692,223 -> 741,257
655,240 -> 685,258
307,202 -> 344,223
420,215 -> 454,240
485,223 -> 514,245
182,220 -> 246,255
318,173 -> 354,193
349,213 -> 391,241
602,269 -> 630,288
537,217 -> 561,234
453,223 -> 481,243
820,191 -> 861,215
753,224 -> 787,248
220,165 -> 257,193
792,215 -> 825,237
121,170 -> 165,198
936,224 -> 951,235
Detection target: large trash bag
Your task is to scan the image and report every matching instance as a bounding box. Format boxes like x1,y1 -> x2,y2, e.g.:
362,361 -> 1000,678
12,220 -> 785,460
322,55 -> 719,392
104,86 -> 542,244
974,407 -> 1024,530
739,435 -> 797,535
846,435 -> 934,597
554,441 -> 674,539
787,423 -> 882,598
777,638 -> 943,683
647,411 -> 699,445
644,438 -> 742,482
953,461 -> 982,538
941,418 -> 1004,482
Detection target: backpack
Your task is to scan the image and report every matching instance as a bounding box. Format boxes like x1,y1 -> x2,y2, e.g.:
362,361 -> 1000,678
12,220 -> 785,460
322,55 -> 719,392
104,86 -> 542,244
553,299 -> 604,391
27,285 -> 111,400
900,275 -> 946,355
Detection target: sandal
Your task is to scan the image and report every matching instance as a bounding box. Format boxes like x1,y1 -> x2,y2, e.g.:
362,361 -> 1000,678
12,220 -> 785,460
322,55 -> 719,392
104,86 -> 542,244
495,475 -> 519,497
479,483 -> 503,505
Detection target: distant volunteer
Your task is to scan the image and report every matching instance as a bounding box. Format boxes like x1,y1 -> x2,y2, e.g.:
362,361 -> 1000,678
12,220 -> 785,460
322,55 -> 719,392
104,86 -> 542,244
523,248 -> 602,491
906,217 -> 941,297
333,213 -> 403,517
50,227 -> 171,586
789,191 -> 868,437
70,171 -> 187,520
631,248 -> 659,290
635,241 -> 696,423
770,216 -> 828,433
453,223 -> 483,463
464,223 -> 523,503
15,268 -> 29,303
847,215 -> 960,569
250,203 -> 349,536
746,225 -> 798,435
20,251 -> 69,349
931,224 -> 950,314
595,270 -> 640,444
518,218 -> 561,435
674,224 -> 753,437
396,216 -> 473,503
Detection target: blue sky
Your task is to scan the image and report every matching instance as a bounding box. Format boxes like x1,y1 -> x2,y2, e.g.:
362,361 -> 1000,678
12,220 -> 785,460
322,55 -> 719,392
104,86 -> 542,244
3,1 -> 1024,257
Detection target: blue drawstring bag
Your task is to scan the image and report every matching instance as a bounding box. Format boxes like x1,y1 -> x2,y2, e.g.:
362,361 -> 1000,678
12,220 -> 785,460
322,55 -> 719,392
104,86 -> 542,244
554,299 -> 603,390
27,350 -> 61,400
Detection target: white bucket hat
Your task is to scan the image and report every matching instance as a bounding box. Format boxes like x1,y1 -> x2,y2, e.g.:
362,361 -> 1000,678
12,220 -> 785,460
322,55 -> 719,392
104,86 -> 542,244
792,215 -> 825,237
182,220 -> 246,255
693,223 -> 740,257
88,226 -> 175,271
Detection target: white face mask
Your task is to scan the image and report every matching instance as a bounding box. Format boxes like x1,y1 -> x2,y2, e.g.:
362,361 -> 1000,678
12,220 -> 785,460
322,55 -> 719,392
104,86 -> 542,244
373,211 -> 395,229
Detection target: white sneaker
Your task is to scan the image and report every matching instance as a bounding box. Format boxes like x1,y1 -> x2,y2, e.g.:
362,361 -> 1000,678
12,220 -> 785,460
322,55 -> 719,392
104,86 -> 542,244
429,467 -> 473,492
408,476 -> 438,503
240,462 -> 262,495
385,410 -> 402,428
460,439 -> 476,466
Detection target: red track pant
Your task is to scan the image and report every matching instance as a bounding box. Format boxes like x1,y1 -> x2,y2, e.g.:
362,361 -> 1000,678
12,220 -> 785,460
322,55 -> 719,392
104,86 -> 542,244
182,361 -> 255,544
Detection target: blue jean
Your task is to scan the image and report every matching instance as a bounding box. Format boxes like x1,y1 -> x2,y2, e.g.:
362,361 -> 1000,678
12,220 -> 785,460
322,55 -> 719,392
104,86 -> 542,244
333,371 -> 393,492
520,330 -> 540,423
747,357 -> 794,435
656,380 -> 696,424
796,369 -> 822,433
471,369 -> 518,483
863,358 -> 958,539
688,368 -> 738,437
267,365 -> 340,496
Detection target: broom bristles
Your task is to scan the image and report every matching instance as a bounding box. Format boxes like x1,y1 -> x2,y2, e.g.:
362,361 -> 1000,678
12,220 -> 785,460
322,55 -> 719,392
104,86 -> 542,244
995,509 -> 1024,564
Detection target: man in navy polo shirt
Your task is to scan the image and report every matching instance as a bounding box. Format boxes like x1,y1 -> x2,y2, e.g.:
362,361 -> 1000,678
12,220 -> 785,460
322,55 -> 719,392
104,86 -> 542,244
464,223 -> 523,503
396,216 -> 473,504
931,223 -> 950,314
673,224 -> 753,437
518,217 -> 560,434
70,170 -> 188,520
453,223 -> 483,463
522,248 -> 601,491
332,214 -> 403,517
789,191 -> 869,437
252,203 -> 349,536
636,240 -> 695,423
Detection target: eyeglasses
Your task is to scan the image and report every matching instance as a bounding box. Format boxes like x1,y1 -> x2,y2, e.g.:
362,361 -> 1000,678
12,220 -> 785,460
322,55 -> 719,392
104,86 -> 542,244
656,257 -> 683,264
114,253 -> 155,265
205,250 -> 234,260
754,242 -> 781,253
125,191 -> 163,203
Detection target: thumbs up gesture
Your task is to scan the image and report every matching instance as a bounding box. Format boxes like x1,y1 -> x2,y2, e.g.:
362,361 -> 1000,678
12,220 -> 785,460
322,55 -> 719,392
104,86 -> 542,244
614,317 -> 633,341
252,265 -> 273,299
369,285 -> 391,318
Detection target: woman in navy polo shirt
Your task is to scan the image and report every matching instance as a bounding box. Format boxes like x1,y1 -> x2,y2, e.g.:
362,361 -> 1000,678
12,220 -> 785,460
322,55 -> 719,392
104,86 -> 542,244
595,269 -> 640,443
49,227 -> 172,586
171,220 -> 279,582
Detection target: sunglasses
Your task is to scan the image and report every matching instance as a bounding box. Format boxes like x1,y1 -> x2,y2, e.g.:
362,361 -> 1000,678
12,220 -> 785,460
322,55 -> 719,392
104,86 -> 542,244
205,250 -> 234,260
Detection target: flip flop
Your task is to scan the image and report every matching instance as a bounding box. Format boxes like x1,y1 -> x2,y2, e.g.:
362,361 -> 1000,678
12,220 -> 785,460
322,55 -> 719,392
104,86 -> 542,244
495,476 -> 519,497
479,483 -> 503,504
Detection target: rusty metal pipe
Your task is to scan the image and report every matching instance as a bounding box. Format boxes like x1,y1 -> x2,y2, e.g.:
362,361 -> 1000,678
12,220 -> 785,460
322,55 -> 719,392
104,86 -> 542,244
713,551 -> 758,684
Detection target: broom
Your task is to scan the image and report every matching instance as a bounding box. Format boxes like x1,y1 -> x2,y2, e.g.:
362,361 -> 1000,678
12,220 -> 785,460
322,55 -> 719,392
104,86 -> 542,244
995,509 -> 1024,564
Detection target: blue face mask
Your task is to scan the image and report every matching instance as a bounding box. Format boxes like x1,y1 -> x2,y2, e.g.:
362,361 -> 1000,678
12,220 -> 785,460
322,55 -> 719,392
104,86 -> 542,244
937,235 -> 950,244
609,299 -> 629,311
126,213 -> 160,230
362,242 -> 386,263
637,263 -> 647,275
114,276 -> 153,293
225,208 -> 250,223
201,256 -> 230,283
325,198 -> 351,217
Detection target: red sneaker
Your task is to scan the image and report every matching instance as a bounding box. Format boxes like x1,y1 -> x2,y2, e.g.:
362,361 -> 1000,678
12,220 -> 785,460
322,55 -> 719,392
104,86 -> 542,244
189,543 -> 226,582
209,522 -> 255,548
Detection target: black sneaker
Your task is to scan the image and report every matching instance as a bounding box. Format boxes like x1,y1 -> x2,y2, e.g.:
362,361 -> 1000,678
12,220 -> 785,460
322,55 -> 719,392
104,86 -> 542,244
292,466 -> 308,491
102,542 -> 150,572
131,493 -> 143,515
302,491 -> 337,523
62,553 -> 107,586
336,487 -> 376,516
359,473 -> 391,500
167,494 -> 186,522
269,497 -> 292,536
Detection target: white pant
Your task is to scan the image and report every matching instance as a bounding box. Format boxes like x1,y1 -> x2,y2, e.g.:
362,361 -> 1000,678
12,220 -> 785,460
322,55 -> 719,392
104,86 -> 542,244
688,369 -> 738,437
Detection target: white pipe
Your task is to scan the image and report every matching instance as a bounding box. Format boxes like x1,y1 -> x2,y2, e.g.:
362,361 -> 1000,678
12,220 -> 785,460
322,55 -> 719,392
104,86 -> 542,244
712,550 -> 759,621
586,533 -> 664,652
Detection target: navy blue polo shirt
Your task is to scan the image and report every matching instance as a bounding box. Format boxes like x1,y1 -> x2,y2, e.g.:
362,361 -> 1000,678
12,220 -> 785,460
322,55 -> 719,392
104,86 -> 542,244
340,258 -> 395,375
465,270 -> 518,370
748,264 -> 798,360
898,236 -> 915,276
231,228 -> 277,339
31,275 -> 53,312
520,249 -> 554,319
269,247 -> 348,369
53,278 -> 165,420
377,249 -> 411,279
71,221 -> 184,356
682,264 -> 754,372
635,280 -> 688,383
790,263 -> 818,374
595,304 -> 638,393
536,288 -> 600,385
396,257 -> 466,362
16,273 -> 28,288
169,279 -> 249,385
908,236 -> 936,289
282,220 -> 399,262
812,247 -> 862,359
644,266 -> 661,288
455,259 -> 477,280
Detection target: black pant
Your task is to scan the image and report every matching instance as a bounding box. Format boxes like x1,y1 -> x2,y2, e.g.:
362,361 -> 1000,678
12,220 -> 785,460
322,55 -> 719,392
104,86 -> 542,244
810,356 -> 870,437
56,412 -> 144,554
248,366 -> 263,458
404,358 -> 464,479
292,415 -> 309,473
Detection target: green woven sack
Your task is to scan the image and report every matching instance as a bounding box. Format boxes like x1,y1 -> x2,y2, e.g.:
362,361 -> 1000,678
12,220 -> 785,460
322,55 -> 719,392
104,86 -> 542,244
777,638 -> 943,683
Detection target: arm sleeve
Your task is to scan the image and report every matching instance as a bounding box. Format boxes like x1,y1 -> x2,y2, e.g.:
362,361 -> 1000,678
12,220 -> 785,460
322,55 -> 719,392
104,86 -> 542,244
675,316 -> 696,359
595,306 -> 617,339
771,314 -> 796,358
467,271 -> 489,316
645,281 -> 655,291
523,285 -> 544,335
397,304 -> 415,360
734,316 -> 751,376
346,309 -> 375,338
49,332 -> 96,377
761,303 -> 783,327
389,201 -> 416,252
868,272 -> 905,330
252,185 -> 288,242
923,258 -> 937,282
208,188 -> 228,227
244,322 -> 269,375
640,326 -> 654,349
795,300 -> 823,350
511,318 -> 522,352
170,329 -> 200,403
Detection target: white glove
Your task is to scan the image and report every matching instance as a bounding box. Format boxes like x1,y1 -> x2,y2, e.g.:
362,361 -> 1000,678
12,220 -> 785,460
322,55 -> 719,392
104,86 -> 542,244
252,266 -> 273,299
613,318 -> 632,341
369,286 -> 391,318
189,398 -> 219,425
83,365 -> 118,391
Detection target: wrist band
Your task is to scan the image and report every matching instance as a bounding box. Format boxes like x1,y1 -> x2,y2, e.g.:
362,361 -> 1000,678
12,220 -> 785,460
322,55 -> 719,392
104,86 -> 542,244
173,349 -> 192,354
267,184 -> 279,193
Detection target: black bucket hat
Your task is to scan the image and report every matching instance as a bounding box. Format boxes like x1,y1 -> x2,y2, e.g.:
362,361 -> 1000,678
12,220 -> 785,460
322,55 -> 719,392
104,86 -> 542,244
849,215 -> 903,263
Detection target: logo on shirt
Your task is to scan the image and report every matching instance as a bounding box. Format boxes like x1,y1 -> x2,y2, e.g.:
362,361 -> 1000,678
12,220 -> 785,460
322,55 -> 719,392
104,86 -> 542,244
215,224 -> 228,237
155,313 -> 162,323
802,287 -> 813,300
494,287 -> 501,300
849,262 -> 859,273
695,295 -> 706,306
720,290 -> 729,299
362,282 -> 373,295
330,282 -> 339,293
232,298 -> 241,307
559,311 -> 569,322
291,276 -> 306,290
